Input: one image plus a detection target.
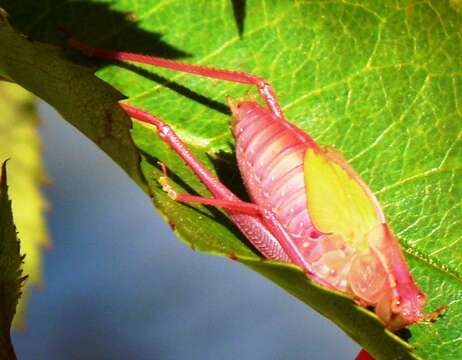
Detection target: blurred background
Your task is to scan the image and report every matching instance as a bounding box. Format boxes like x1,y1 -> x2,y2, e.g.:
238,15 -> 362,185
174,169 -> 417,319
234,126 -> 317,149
12,101 -> 359,359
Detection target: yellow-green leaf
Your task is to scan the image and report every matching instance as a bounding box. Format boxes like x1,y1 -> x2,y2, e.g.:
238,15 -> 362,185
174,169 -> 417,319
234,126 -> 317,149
0,161 -> 25,360
0,81 -> 48,328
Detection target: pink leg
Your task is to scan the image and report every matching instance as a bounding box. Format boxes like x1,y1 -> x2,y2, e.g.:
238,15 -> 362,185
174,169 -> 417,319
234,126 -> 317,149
122,103 -> 241,202
67,36 -> 284,120
159,164 -> 261,216
159,165 -> 332,288
121,103 -> 291,263
156,150 -> 331,287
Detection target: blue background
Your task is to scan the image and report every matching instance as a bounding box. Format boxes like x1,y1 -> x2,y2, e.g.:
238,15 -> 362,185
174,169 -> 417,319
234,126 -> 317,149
12,102 -> 359,359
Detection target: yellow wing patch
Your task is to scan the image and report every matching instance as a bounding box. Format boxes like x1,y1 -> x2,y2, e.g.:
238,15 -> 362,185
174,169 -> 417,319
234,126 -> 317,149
304,148 -> 380,252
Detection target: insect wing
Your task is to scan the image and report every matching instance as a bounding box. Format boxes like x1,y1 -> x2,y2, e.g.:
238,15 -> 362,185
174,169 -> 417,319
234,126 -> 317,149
303,148 -> 380,253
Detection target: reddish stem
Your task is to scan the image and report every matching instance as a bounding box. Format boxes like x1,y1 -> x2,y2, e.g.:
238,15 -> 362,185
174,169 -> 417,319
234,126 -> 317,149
355,350 -> 375,360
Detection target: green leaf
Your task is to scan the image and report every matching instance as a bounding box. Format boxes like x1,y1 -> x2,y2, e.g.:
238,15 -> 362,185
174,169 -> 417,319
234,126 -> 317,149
0,8 -> 143,188
0,81 -> 49,328
0,161 -> 25,360
0,1 -> 460,359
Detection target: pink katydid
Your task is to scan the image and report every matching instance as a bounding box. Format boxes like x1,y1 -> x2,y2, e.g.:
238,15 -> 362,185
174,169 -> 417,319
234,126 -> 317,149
66,35 -> 441,336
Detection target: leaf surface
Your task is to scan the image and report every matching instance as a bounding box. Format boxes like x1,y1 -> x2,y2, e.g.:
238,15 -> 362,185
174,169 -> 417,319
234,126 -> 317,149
0,81 -> 48,328
0,162 -> 25,360
0,1 -> 460,358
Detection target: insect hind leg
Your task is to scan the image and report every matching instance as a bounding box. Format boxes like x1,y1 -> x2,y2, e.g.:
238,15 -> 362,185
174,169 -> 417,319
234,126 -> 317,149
120,103 -> 339,285
119,103 -> 293,263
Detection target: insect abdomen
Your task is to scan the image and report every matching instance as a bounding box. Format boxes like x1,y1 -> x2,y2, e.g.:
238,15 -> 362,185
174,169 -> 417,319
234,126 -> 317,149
232,102 -> 360,293
232,101 -> 326,262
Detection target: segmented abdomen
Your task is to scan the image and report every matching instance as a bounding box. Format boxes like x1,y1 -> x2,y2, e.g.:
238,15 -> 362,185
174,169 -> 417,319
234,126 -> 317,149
232,102 -> 330,264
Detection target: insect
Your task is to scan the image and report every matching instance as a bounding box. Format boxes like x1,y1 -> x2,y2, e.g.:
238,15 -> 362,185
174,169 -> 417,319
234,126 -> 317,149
67,36 -> 433,333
